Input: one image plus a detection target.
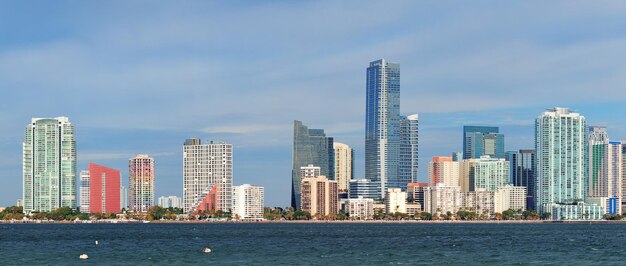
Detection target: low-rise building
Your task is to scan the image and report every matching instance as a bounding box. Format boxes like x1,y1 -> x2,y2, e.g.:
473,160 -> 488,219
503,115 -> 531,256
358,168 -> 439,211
462,189 -> 495,218
385,188 -> 407,214
423,184 -> 461,215
345,196 -> 374,220
158,196 -> 183,209
494,185 -> 527,213
544,203 -> 604,220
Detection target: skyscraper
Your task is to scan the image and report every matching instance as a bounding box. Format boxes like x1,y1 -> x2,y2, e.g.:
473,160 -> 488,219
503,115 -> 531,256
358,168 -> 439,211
535,108 -> 603,218
79,170 -> 90,213
129,154 -> 154,213
301,176 -> 338,217
232,184 -> 264,220
460,156 -> 509,192
506,149 -> 535,210
88,163 -> 121,214
400,114 -> 419,185
365,59 -> 401,196
292,120 -> 334,209
183,139 -> 233,213
463,126 -> 504,159
428,156 -> 459,187
333,142 -> 354,193
587,127 -> 622,214
22,117 -> 76,213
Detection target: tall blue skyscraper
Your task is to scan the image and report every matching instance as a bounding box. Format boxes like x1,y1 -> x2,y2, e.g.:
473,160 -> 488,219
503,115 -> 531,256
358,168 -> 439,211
365,59 -> 401,196
463,126 -> 505,159
400,114 -> 419,186
291,120 -> 334,209
506,149 -> 535,210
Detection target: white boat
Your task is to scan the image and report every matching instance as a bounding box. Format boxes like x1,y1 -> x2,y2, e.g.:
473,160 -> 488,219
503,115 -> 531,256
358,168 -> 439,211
79,254 -> 89,260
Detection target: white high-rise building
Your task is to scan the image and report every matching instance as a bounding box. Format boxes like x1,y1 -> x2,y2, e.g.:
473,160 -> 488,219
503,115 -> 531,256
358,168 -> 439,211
183,139 -> 233,213
494,185 -> 527,213
232,184 -> 264,220
333,142 -> 353,193
385,188 -> 407,214
428,156 -> 459,187
423,184 -> 461,215
158,196 -> 183,209
345,196 -> 374,220
79,170 -> 90,213
23,117 -> 76,213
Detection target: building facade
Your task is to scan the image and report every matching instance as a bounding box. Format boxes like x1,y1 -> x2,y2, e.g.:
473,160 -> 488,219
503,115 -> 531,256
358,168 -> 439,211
407,182 -> 428,210
79,170 -> 90,213
232,184 -> 264,220
22,117 -> 76,213
345,196 -> 374,220
348,179 -> 381,199
506,149 -> 535,210
423,184 -> 461,215
183,139 -> 233,213
400,114 -> 419,186
428,156 -> 460,187
461,189 -> 495,219
292,120 -> 334,210
460,156 -> 509,192
385,188 -> 407,214
587,127 -> 622,215
158,196 -> 183,209
89,163 -> 121,214
333,142 -> 354,194
120,185 -> 128,210
463,126 -> 504,159
129,154 -> 154,213
301,176 -> 338,217
494,185 -> 527,213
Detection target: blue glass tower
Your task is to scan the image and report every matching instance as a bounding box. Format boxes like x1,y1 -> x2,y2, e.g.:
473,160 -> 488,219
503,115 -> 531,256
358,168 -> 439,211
365,59 -> 401,196
463,126 -> 505,159
506,149 -> 536,210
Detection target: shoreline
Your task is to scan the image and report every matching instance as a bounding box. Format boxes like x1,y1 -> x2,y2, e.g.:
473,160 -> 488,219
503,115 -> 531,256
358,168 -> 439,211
1,219 -> 625,224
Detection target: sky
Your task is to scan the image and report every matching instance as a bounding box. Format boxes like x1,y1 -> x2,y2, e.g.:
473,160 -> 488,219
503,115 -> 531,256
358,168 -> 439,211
1,1 -> 626,207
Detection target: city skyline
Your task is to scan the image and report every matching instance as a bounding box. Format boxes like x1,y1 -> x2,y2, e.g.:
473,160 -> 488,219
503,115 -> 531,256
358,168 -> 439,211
2,2 -> 626,207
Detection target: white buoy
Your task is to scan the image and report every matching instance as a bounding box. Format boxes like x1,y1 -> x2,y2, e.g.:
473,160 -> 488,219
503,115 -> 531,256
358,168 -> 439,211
79,254 -> 89,260
95,240 -> 99,245
202,247 -> 212,253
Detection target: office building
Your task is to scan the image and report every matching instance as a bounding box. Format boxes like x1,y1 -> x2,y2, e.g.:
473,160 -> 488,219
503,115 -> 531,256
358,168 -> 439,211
129,154 -> 154,212
463,126 -> 504,159
333,142 -> 354,193
301,176 -> 338,217
292,121 -> 334,210
400,114 -> 419,185
494,185 -> 527,213
345,196 -> 374,220
79,170 -> 90,213
506,149 -> 535,209
22,117 -> 76,213
460,156 -> 509,192
183,139 -> 233,213
349,179 -> 380,199
535,108 -> 603,218
89,163 -> 121,214
232,184 -> 264,220
385,188 -> 407,214
158,196 -> 182,209
428,156 -> 460,187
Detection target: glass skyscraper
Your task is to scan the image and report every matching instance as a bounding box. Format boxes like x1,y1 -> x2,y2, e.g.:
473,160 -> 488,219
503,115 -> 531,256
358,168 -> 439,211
400,114 -> 419,187
365,59 -> 402,196
463,126 -> 505,159
22,117 -> 76,213
291,120 -> 334,209
506,149 -> 535,209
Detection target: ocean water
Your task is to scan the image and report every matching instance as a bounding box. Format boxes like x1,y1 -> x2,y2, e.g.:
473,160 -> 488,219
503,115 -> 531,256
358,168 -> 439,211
1,222 -> 625,265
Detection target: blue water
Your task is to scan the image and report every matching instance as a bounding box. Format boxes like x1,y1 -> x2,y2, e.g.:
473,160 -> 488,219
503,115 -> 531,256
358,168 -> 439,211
1,223 -> 625,265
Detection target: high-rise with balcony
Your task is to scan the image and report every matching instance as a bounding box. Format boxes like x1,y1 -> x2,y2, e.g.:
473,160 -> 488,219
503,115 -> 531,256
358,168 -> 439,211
301,176 -> 338,217
428,156 -> 459,187
587,127 -> 622,214
366,59 -> 418,195
463,126 -> 504,159
506,149 -> 535,209
88,163 -> 121,214
333,142 -> 353,194
22,117 -> 76,213
232,184 -> 264,220
292,121 -> 334,209
183,139 -> 233,213
460,156 -> 509,193
129,154 -> 154,212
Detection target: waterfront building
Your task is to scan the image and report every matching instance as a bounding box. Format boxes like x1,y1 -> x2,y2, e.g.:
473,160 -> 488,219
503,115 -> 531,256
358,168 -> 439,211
494,185 -> 527,213
385,188 -> 407,214
506,149 -> 535,210
349,179 -> 380,199
406,203 -> 421,217
333,142 -> 354,194
232,184 -> 264,220
158,196 -> 183,209
129,154 -> 154,213
461,189 -> 495,218
423,184 -> 461,215
544,203 -> 604,220
622,141 -> 626,212
195,184 -> 218,212
79,170 -> 90,213
407,182 -> 428,210
587,127 -> 622,214
292,121 -> 334,210
183,139 -> 233,213
301,176 -> 338,217
345,196 -> 374,220
428,156 -> 459,187
22,117 -> 76,213
365,59 -> 401,196
89,163 -> 121,214
120,185 -> 128,210
463,126 -> 504,159
460,156 -> 509,192
400,114 -> 419,185
535,107 -> 603,218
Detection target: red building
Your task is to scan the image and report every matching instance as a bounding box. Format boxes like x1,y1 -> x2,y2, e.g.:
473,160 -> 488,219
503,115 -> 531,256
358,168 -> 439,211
195,184 -> 219,213
89,163 -> 121,214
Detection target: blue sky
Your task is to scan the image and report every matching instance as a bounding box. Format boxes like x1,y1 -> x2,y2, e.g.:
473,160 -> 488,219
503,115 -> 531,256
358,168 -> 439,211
1,1 -> 626,207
